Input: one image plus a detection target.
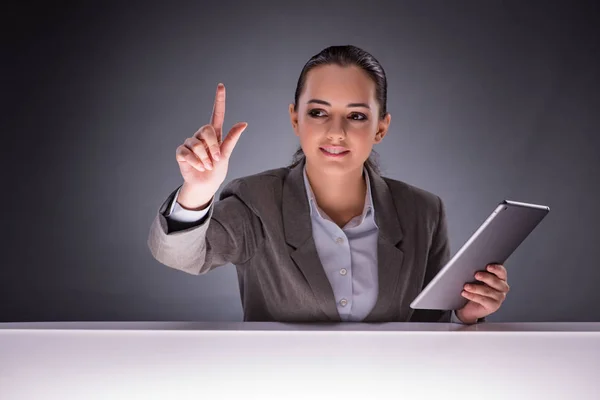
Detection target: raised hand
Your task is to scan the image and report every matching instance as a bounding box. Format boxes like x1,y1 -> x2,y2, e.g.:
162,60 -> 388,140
175,83 -> 248,209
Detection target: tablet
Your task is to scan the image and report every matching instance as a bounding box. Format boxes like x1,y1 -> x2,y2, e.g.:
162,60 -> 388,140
410,200 -> 550,311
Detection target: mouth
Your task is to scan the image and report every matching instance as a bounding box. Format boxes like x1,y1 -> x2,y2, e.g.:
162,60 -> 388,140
320,147 -> 350,158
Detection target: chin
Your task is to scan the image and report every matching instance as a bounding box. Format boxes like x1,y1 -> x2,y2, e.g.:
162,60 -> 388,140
307,153 -> 363,174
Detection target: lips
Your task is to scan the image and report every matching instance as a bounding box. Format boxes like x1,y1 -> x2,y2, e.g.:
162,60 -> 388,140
320,147 -> 350,157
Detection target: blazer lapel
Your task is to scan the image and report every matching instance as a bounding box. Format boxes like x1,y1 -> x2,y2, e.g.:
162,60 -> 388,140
363,164 -> 406,322
282,159 -> 341,322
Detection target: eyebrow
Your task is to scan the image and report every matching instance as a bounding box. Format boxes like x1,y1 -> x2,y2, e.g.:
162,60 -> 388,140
306,99 -> 371,109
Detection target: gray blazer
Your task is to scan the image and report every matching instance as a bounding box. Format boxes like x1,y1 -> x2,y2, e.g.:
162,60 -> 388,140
148,159 -> 453,323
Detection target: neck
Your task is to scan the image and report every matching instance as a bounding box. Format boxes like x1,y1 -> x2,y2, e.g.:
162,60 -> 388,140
305,160 -> 367,217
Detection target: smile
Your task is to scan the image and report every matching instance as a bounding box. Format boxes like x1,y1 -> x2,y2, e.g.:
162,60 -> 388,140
320,147 -> 350,157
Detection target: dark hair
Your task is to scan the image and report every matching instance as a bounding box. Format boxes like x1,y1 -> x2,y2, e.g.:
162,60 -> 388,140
288,45 -> 388,175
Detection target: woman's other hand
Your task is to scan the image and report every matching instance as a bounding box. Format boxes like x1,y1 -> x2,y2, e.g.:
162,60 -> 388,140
456,263 -> 510,324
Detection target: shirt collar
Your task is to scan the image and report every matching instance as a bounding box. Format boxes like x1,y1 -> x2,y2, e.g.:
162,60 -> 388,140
302,164 -> 375,225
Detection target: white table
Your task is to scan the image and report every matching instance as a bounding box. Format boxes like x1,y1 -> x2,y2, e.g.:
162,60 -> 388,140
1,322 -> 599,400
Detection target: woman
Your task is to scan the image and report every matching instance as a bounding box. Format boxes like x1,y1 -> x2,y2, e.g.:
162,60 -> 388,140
148,45 -> 510,324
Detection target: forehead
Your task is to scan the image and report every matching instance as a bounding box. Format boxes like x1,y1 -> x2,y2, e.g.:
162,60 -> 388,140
301,64 -> 376,104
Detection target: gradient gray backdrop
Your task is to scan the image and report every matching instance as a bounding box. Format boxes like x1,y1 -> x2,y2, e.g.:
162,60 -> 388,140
3,0 -> 599,322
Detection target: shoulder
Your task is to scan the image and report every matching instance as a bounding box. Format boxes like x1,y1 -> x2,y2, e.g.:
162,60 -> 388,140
380,175 -> 444,217
219,166 -> 291,201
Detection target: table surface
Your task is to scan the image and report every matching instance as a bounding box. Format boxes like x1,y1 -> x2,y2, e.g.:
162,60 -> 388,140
1,321 -> 600,332
2,321 -> 600,400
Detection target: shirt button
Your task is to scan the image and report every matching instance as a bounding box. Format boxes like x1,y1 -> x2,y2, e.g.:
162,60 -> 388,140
335,237 -> 344,244
340,268 -> 348,276
339,298 -> 348,307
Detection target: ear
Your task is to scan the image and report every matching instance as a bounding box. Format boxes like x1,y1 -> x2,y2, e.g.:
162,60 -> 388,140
373,112 -> 391,144
289,103 -> 299,136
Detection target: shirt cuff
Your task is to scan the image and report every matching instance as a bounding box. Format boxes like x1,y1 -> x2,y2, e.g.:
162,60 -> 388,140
165,186 -> 213,223
451,310 -> 466,324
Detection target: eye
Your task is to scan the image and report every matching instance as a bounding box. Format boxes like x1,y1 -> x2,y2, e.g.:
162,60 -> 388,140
308,109 -> 326,118
308,109 -> 368,121
350,113 -> 368,121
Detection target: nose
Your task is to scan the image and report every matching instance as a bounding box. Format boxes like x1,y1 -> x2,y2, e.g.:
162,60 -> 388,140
327,117 -> 347,140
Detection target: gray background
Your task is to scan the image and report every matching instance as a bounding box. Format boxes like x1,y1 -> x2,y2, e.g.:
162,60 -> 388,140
3,0 -> 599,322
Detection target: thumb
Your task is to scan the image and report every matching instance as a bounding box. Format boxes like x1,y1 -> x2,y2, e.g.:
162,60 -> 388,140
220,122 -> 248,159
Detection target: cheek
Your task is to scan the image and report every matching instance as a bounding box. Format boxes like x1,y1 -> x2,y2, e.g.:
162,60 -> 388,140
296,117 -> 319,140
353,124 -> 378,144
298,114 -> 322,130
295,122 -> 317,139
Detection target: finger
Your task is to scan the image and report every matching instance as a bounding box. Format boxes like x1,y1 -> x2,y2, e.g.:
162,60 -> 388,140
486,264 -> 507,281
195,125 -> 221,162
220,122 -> 248,159
461,291 -> 499,310
474,271 -> 510,293
464,282 -> 506,302
184,137 -> 213,170
176,145 -> 205,172
210,83 -> 226,142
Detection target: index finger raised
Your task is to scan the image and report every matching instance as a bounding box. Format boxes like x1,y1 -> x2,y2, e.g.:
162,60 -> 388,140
210,83 -> 226,142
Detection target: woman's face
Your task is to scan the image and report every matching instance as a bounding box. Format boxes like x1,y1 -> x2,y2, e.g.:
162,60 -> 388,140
289,64 -> 391,175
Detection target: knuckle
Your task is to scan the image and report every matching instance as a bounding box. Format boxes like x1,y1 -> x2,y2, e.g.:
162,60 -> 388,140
184,137 -> 196,147
177,146 -> 193,159
198,125 -> 215,136
185,138 -> 207,155
192,126 -> 208,139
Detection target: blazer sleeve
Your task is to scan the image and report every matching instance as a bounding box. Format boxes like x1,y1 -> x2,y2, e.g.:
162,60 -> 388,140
409,196 -> 486,324
147,179 -> 265,275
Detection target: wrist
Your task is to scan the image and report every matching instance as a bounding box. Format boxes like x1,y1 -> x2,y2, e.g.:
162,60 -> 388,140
178,183 -> 215,210
456,309 -> 478,325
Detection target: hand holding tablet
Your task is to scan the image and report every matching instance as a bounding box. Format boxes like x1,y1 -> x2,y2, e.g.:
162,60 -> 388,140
411,200 -> 550,319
